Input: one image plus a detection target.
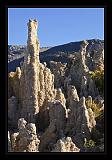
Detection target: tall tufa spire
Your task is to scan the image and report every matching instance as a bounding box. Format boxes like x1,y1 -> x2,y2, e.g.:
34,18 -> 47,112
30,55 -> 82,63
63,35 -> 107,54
27,19 -> 40,62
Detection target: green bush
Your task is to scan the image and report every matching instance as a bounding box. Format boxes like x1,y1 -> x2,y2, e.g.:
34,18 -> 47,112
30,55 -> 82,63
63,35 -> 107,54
85,98 -> 102,118
84,138 -> 96,148
89,70 -> 104,96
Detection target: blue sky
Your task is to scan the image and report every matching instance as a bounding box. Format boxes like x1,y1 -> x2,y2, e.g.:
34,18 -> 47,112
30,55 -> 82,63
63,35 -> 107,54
8,8 -> 104,47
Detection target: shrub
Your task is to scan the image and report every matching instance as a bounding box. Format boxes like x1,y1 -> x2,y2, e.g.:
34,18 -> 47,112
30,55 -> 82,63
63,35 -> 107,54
85,98 -> 103,118
84,138 -> 96,148
89,70 -> 104,96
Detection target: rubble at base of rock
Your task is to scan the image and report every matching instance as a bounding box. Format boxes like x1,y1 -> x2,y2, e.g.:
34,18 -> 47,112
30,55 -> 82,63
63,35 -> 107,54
51,137 -> 80,152
8,19 -> 104,152
10,118 -> 40,152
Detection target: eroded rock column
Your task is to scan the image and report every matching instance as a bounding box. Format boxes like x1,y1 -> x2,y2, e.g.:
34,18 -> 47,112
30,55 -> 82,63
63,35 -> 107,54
20,20 -> 40,122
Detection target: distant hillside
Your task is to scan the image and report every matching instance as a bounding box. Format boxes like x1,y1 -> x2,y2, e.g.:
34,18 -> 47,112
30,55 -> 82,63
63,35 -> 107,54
8,46 -> 51,62
8,39 -> 104,72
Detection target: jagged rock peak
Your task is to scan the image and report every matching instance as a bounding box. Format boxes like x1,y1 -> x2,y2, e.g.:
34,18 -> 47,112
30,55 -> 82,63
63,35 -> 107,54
68,85 -> 79,102
18,118 -> 27,130
80,40 -> 89,53
27,19 -> 40,62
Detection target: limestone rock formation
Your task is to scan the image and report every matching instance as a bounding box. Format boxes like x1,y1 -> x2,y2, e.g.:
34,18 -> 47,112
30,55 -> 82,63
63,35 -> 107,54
64,40 -> 101,98
8,19 -> 55,125
64,75 -> 72,91
80,74 -> 99,98
52,137 -> 80,152
88,108 -> 96,131
39,98 -> 67,152
55,88 -> 66,108
8,67 -> 21,99
19,20 -> 41,122
65,85 -> 79,133
8,19 -> 104,152
93,48 -> 104,71
65,86 -> 96,148
19,20 -> 55,123
49,100 -> 67,137
80,76 -> 88,97
39,119 -> 58,152
50,61 -> 67,88
11,132 -> 19,151
73,97 -> 91,139
68,40 -> 89,92
11,118 -> 40,152
8,96 -> 19,129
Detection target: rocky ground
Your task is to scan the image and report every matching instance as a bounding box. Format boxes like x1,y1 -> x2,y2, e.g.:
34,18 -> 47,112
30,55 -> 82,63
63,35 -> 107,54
8,19 -> 104,152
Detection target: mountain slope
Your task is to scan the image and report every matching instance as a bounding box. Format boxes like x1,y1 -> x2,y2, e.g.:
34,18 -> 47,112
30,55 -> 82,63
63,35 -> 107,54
8,39 -> 104,72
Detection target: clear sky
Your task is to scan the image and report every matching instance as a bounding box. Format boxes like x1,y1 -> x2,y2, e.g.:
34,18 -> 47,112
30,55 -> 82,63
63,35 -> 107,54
8,8 -> 104,47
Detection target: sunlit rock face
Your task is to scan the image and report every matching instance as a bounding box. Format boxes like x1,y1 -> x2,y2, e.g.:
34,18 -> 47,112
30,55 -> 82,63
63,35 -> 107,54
8,19 -> 55,124
51,137 -> 80,152
10,118 -> 40,152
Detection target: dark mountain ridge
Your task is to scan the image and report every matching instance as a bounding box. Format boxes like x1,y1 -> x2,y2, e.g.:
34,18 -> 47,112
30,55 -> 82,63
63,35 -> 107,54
8,39 -> 104,72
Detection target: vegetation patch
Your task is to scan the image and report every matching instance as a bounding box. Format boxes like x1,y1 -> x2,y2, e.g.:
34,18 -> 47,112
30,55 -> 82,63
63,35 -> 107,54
89,70 -> 104,96
84,138 -> 96,148
85,98 -> 103,118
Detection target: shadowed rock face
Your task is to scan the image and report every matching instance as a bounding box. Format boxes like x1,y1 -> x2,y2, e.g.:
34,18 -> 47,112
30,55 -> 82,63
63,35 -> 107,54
8,39 -> 104,72
8,19 -> 104,152
8,96 -> 19,129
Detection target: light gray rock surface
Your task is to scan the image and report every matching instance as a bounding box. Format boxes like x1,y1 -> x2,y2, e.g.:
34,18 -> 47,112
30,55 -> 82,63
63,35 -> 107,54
10,118 -> 40,152
52,137 -> 80,152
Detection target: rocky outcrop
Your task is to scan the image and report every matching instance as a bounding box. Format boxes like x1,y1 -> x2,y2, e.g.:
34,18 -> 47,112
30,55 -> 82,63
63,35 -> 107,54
80,74 -> 99,98
68,41 -> 89,92
65,86 -> 96,148
10,118 -> 40,152
8,96 -> 19,129
55,88 -> 66,108
72,97 -> 92,147
39,119 -> 57,152
65,85 -> 79,133
8,19 -> 55,125
50,61 -> 67,88
8,19 -> 104,152
19,20 -> 41,122
39,97 -> 67,152
49,100 -> 66,137
88,108 -> 96,131
93,48 -> 104,71
11,132 -> 19,151
19,20 -> 55,124
80,76 -> 88,97
64,40 -> 101,98
52,137 -> 80,152
8,67 -> 21,99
